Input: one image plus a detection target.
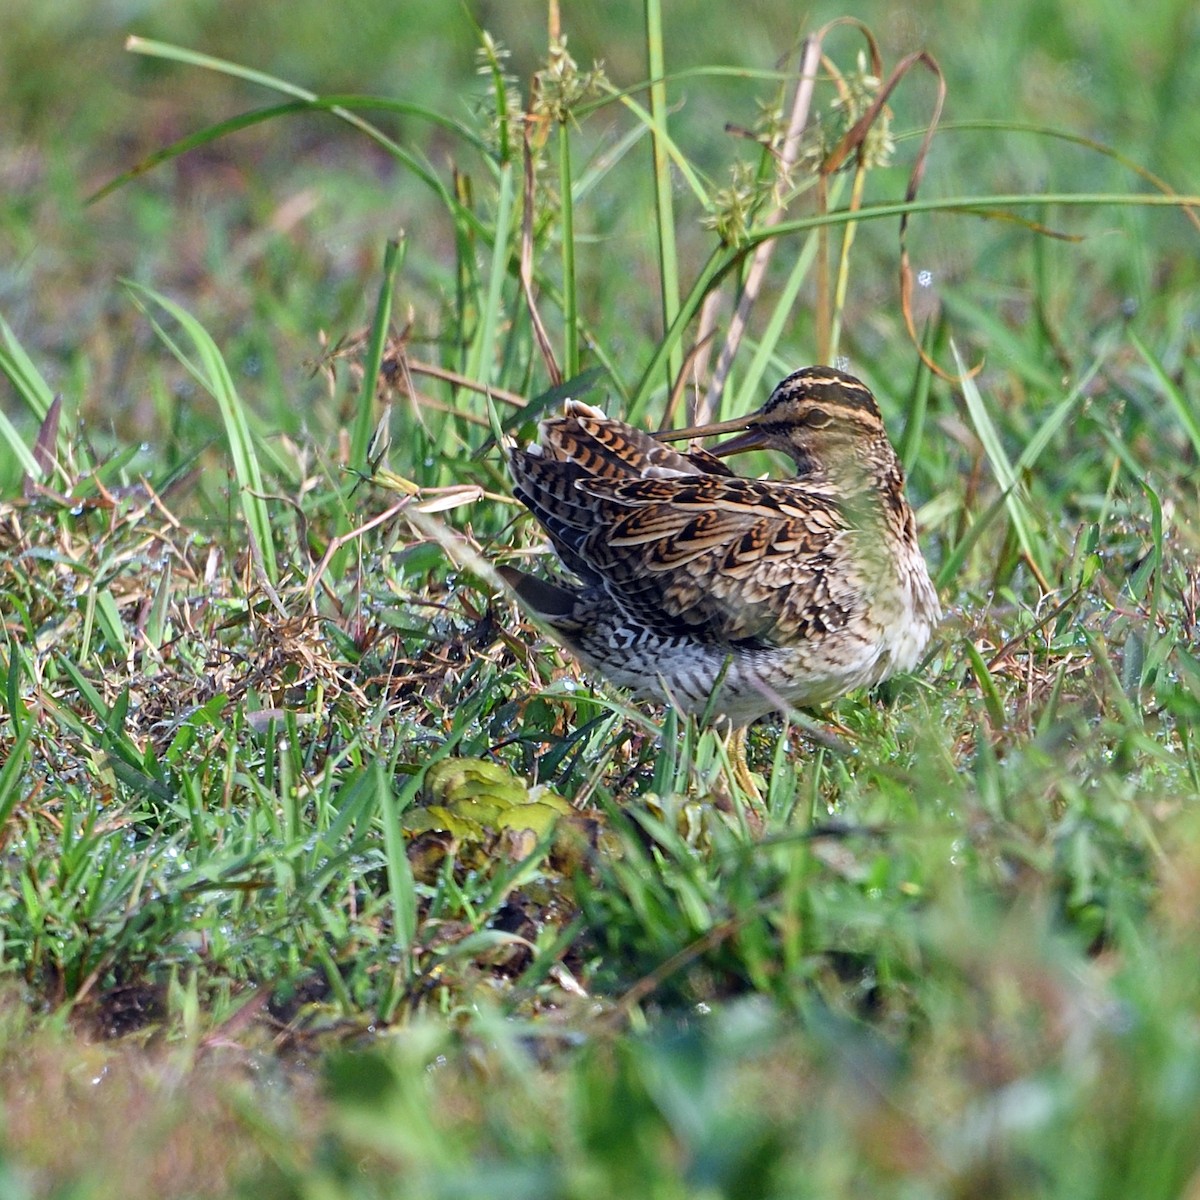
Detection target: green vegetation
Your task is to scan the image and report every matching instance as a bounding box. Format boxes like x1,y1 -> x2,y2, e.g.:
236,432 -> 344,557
2,0 -> 1199,1195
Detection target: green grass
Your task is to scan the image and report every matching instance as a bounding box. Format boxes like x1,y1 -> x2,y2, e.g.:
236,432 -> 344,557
2,0 -> 1200,1195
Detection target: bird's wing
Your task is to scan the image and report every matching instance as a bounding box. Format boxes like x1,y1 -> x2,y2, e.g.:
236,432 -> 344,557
508,401 -> 732,587
578,474 -> 855,642
532,400 -> 730,480
512,445 -> 855,643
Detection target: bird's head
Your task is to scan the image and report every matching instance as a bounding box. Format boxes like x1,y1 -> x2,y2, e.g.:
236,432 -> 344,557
659,367 -> 887,476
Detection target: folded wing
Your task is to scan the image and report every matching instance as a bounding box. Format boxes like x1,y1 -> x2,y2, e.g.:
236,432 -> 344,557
508,402 -> 853,645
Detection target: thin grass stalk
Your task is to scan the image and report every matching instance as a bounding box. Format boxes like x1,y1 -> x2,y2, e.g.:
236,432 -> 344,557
815,176 -> 831,364
3,639 -> 27,735
453,171 -> 478,379
760,191 -> 1200,251
659,328 -> 719,430
826,160 -> 868,363
1034,658 -> 1071,738
352,236 -> 407,473
377,764 -> 419,971
630,245 -> 732,418
559,124 -> 579,378
89,97 -> 490,208
122,40 -> 474,220
92,592 -> 128,662
276,717 -> 297,844
521,120 -> 562,385
1137,480 -> 1165,695
731,228 -> 822,416
466,162 -> 517,390
935,484 -> 1012,591
702,34 -> 822,420
643,0 -> 682,391
898,322 -> 937,474
778,832 -> 813,978
687,291 -> 724,403
926,118 -> 1200,234
310,937 -> 355,1013
1084,630 -> 1144,730
605,85 -> 711,209
144,559 -> 173,651
963,640 -> 1007,729
572,119 -> 653,205
0,711 -> 33,833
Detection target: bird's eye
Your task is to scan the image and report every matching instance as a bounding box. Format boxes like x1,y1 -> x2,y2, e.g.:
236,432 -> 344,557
802,407 -> 832,427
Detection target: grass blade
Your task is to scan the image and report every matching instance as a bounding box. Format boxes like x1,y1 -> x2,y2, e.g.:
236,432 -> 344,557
952,340 -> 1048,588
643,0 -> 683,390
0,719 -> 33,832
0,407 -> 41,481
124,281 -> 279,584
730,229 -> 821,415
352,235 -> 407,473
0,315 -> 56,478
465,161 -> 517,391
559,126 -> 579,378
376,763 -> 419,961
121,40 -> 479,226
963,639 -> 1007,729
0,312 -> 55,420
1132,329 -> 1200,461
898,323 -> 938,474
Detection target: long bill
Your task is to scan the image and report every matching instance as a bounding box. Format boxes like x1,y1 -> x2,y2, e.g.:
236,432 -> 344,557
654,415 -> 767,458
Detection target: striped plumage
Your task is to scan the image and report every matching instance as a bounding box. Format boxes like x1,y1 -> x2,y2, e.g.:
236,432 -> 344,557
501,366 -> 940,727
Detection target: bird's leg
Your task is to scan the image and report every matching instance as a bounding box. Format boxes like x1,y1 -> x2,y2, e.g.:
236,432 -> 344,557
725,724 -> 763,803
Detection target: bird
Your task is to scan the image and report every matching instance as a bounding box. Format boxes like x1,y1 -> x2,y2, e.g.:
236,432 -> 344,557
500,366 -> 940,791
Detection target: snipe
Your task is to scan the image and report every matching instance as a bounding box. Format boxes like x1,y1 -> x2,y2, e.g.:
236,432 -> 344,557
501,366 -> 940,783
